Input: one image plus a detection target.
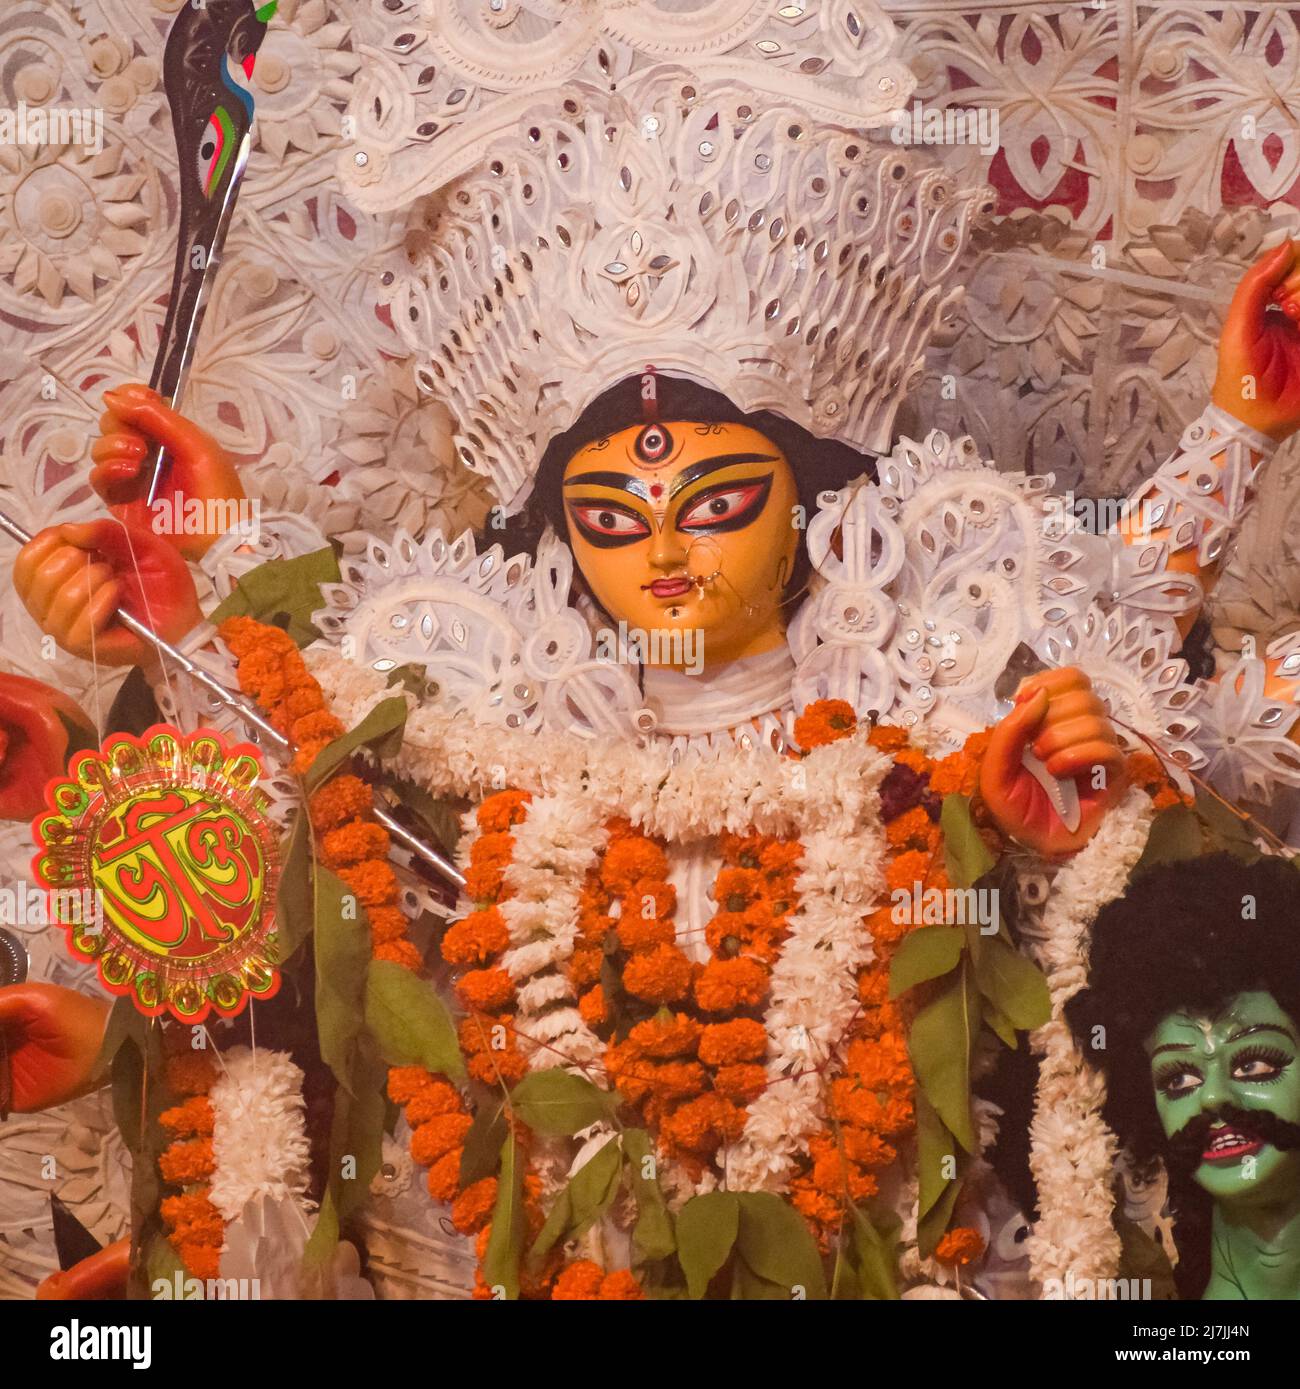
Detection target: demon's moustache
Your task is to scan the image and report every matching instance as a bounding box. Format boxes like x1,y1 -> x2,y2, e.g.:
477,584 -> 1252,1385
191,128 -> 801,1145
1166,1102 -> 1300,1179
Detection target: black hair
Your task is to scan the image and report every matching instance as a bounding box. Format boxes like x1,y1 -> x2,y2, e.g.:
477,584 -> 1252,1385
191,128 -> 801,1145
479,374 -> 876,619
1065,851 -> 1300,1296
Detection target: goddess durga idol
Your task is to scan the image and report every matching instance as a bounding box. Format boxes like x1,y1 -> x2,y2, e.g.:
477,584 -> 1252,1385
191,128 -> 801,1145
6,7 -> 1300,1301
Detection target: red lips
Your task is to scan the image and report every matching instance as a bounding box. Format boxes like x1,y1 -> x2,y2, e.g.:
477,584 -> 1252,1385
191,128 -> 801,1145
647,577 -> 693,598
1202,1126 -> 1264,1164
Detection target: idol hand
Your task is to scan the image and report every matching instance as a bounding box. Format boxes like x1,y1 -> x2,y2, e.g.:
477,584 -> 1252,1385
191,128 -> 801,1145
14,518 -> 201,666
980,667 -> 1127,858
0,983 -> 111,1114
1212,239 -> 1300,442
92,383 -> 244,559
36,1238 -> 130,1299
0,673 -> 95,820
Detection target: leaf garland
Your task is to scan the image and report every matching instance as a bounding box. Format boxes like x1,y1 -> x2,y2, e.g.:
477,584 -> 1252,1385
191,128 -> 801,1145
305,696 -> 408,792
675,1190 -> 828,1299
622,1128 -> 675,1262
893,795 -> 1052,1257
364,959 -> 465,1082
313,864 -> 373,1096
208,546 -> 341,647
509,1069 -> 620,1135
482,1134 -> 527,1299
276,812 -> 313,963
676,1191 -> 739,1299
527,1137 -> 623,1267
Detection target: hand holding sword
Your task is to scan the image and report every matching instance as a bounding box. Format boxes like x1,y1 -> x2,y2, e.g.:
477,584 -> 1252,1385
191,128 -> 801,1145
1,0 -> 462,893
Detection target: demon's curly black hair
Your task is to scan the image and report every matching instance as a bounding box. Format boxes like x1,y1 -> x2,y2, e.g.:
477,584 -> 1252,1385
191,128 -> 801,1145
1065,851 -> 1300,1295
481,374 -> 877,619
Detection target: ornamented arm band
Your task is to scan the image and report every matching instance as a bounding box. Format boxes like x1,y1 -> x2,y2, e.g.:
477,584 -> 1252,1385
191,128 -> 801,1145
1123,404 -> 1277,568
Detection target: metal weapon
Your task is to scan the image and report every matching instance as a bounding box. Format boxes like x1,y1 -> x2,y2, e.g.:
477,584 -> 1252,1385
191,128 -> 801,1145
144,0 -> 277,506
0,2 -> 462,891
0,502 -> 464,890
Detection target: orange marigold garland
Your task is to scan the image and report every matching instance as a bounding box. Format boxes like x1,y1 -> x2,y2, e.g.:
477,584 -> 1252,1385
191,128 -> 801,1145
158,1036 -> 222,1280
785,704 -> 994,1250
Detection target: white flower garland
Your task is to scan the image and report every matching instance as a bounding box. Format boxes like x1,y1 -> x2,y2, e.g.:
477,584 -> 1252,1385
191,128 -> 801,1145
308,645 -> 1156,1292
498,791 -> 607,1072
724,763 -> 889,1192
207,1046 -> 314,1223
304,650 -> 884,842
1022,789 -> 1154,1291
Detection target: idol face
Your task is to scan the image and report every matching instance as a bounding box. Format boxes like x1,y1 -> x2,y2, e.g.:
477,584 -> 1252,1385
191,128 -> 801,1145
560,419 -> 800,668
1145,991 -> 1300,1206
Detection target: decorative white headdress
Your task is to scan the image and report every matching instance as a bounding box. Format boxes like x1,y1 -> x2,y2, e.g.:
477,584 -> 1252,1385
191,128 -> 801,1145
340,4 -> 994,513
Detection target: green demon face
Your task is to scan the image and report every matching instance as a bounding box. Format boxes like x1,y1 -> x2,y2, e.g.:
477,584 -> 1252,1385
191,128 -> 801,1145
1145,991 -> 1300,1206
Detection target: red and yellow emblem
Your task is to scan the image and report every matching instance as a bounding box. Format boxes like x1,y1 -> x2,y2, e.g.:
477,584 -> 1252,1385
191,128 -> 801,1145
32,724 -> 282,1021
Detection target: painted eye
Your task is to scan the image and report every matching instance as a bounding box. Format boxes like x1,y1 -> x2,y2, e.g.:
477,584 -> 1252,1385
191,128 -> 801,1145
678,482 -> 765,530
635,424 -> 673,464
1156,1068 -> 1201,1100
1231,1047 -> 1291,1083
197,107 -> 236,197
570,504 -> 649,538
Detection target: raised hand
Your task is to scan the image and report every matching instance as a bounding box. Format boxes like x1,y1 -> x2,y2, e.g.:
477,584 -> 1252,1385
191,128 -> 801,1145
0,673 -> 95,820
91,383 -> 245,560
1212,239 -> 1300,441
0,982 -> 110,1114
14,518 -> 201,666
979,667 -> 1128,858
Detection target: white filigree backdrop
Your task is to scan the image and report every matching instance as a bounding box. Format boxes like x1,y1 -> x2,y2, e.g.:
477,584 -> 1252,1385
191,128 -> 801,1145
1,0 -> 1299,709
0,0 -> 1299,1298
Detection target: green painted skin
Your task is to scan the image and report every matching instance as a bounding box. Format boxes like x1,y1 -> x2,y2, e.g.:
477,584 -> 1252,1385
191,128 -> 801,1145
1145,992 -> 1300,1299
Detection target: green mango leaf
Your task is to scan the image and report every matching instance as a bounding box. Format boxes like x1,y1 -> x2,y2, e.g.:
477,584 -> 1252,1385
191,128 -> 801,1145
888,925 -> 965,999
849,1203 -> 900,1301
677,1191 -> 739,1300
917,1170 -> 964,1260
209,546 -> 341,647
734,1192 -> 828,1300
56,709 -> 100,762
482,1134 -> 526,1299
306,696 -> 408,792
1193,791 -> 1261,864
1131,803 -> 1202,880
730,1260 -> 792,1299
364,959 -> 466,1083
1115,1215 -> 1178,1301
830,1242 -> 859,1301
460,1099 -> 508,1187
528,1136 -> 623,1266
276,812 -> 313,962
386,777 -> 462,857
333,1043 -> 388,1224
907,965 -> 978,1153
913,1086 -> 966,1256
143,1233 -> 186,1295
386,664 -> 430,700
94,995 -> 145,1083
982,996 -> 1019,1050
303,1190 -> 339,1270
972,936 -> 1051,1032
914,1080 -> 958,1222
508,1069 -> 619,1135
623,1128 -> 676,1261
105,666 -> 161,738
314,866 -> 372,1093
940,794 -> 996,889
115,1022 -> 167,1297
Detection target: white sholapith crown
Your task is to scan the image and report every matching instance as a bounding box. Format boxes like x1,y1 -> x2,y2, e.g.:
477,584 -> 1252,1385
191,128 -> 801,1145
379,69 -> 993,512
